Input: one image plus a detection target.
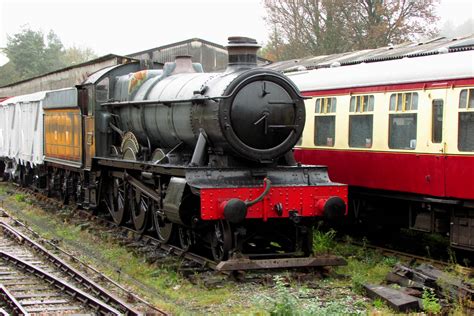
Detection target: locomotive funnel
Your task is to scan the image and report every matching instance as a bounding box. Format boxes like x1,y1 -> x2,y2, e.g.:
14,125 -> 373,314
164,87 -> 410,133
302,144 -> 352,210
226,36 -> 260,70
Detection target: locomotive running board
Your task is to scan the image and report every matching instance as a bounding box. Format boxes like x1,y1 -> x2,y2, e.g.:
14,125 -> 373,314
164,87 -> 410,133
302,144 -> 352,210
215,255 -> 346,271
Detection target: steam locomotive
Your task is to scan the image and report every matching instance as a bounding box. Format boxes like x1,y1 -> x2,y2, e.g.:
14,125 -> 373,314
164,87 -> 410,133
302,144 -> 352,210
0,37 -> 347,264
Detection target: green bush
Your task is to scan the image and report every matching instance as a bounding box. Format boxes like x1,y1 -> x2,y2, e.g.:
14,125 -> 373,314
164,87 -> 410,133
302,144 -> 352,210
313,228 -> 337,254
14,194 -> 26,203
422,287 -> 441,314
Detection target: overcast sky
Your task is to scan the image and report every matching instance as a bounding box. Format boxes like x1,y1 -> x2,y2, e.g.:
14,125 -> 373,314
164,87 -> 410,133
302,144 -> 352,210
0,0 -> 473,66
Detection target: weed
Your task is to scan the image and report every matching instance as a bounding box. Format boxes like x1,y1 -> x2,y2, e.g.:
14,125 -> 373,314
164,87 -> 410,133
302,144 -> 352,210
382,256 -> 398,267
269,276 -> 298,315
422,287 -> 441,315
313,228 -> 337,254
372,298 -> 384,309
14,193 -> 26,203
254,276 -> 367,315
0,186 -> 6,195
447,247 -> 458,266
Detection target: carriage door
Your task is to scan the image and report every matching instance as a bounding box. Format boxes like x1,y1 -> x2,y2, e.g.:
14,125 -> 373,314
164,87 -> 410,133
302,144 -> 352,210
429,89 -> 447,196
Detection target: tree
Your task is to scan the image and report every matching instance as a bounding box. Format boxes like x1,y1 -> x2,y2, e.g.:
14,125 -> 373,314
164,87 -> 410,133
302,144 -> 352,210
0,62 -> 20,86
263,0 -> 440,60
0,27 -> 96,86
62,46 -> 97,66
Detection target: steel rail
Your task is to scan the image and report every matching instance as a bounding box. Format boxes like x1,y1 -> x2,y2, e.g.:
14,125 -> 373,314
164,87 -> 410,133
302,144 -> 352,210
0,251 -> 122,315
6,185 -> 347,272
350,241 -> 450,268
0,221 -> 142,316
0,284 -> 29,315
1,206 -> 168,316
79,209 -> 219,270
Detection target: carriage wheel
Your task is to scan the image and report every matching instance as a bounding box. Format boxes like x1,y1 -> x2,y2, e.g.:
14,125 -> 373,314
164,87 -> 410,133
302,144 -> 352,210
210,220 -> 233,261
153,207 -> 174,243
130,189 -> 151,234
178,226 -> 193,251
106,177 -> 127,225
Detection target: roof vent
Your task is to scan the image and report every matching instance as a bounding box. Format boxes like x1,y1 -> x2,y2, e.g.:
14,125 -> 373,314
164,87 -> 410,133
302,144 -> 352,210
226,36 -> 261,71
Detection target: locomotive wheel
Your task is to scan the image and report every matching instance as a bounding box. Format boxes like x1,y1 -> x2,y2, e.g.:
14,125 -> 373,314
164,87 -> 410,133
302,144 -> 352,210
210,220 -> 233,261
153,209 -> 174,243
106,177 -> 128,225
130,189 -> 151,234
178,226 -> 193,251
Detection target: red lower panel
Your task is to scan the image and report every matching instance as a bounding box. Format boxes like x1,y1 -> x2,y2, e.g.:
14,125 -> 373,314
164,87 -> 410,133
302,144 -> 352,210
445,155 -> 474,199
295,149 -> 474,200
200,185 -> 348,221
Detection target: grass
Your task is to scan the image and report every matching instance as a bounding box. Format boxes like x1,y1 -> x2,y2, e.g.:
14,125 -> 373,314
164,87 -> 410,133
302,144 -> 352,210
332,236 -> 399,293
3,182 -> 439,315
254,275 -> 367,315
14,193 -> 27,203
0,185 -> 263,314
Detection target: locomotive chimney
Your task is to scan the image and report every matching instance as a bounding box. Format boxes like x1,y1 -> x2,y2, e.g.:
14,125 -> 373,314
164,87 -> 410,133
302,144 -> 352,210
226,36 -> 261,71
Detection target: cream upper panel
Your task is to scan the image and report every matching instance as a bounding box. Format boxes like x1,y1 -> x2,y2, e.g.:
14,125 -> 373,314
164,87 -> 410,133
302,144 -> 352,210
300,85 -> 474,156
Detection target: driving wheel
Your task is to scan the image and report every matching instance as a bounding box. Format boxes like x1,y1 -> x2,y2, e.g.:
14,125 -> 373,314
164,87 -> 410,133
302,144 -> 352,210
106,177 -> 128,225
178,226 -> 193,251
153,207 -> 174,243
210,220 -> 233,261
130,188 -> 151,234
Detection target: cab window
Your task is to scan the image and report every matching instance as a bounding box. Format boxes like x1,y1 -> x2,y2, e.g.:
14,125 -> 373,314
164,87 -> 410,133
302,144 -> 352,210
458,89 -> 474,151
349,95 -> 374,148
96,77 -> 109,103
388,92 -> 418,150
314,97 -> 336,147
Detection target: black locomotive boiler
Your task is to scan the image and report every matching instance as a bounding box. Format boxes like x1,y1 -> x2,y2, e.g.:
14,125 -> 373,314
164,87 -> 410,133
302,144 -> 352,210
0,37 -> 347,266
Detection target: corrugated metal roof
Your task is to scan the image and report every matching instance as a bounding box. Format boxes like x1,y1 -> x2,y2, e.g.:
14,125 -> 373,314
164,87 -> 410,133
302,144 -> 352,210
0,54 -> 136,88
287,50 -> 474,92
265,34 -> 474,73
128,38 -> 271,71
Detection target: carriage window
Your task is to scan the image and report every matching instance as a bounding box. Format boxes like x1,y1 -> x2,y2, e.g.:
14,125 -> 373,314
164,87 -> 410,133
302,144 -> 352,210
314,116 -> 335,146
314,97 -> 336,146
459,89 -> 474,109
349,95 -> 374,148
389,92 -> 418,111
389,114 -> 417,149
389,92 -> 417,150
459,112 -> 474,151
458,89 -> 474,151
315,97 -> 337,114
432,100 -> 443,143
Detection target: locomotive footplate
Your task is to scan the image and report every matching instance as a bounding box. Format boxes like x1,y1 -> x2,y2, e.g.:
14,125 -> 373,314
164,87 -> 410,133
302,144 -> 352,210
215,255 -> 347,271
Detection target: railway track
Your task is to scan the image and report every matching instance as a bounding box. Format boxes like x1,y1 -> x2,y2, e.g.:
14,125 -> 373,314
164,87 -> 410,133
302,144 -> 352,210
8,185 -> 346,273
0,207 -> 167,315
6,184 -> 465,274
351,241 -> 451,269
